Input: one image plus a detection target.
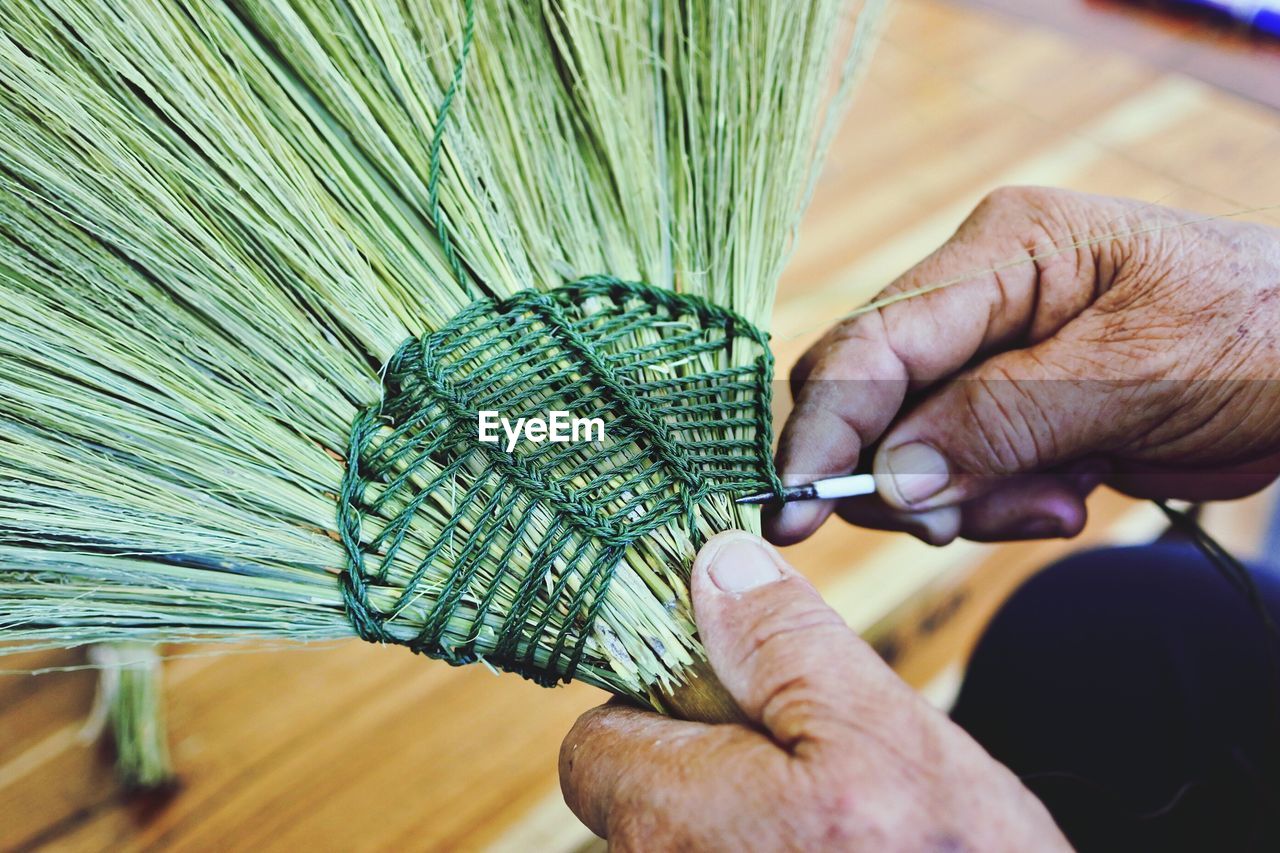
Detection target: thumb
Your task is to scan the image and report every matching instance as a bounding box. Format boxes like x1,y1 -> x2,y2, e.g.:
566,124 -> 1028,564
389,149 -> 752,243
872,334 -> 1138,511
691,531 -> 911,753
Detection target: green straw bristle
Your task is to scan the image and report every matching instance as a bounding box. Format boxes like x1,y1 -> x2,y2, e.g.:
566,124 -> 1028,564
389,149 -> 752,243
84,643 -> 174,790
0,0 -> 885,714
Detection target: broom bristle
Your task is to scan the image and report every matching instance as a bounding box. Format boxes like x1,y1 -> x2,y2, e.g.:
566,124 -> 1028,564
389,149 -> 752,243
84,643 -> 174,790
0,0 -> 885,716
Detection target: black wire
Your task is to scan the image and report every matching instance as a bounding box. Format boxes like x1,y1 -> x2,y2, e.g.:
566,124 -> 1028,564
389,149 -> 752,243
1017,502 -> 1280,826
1154,499 -> 1280,794
1154,500 -> 1280,652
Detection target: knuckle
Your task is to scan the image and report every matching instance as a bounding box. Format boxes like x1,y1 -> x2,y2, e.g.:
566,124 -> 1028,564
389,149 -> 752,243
563,706 -> 608,754
736,597 -> 850,674
606,808 -> 655,851
975,185 -> 1057,221
978,184 -> 1027,211
960,373 -> 1049,474
812,316 -> 886,375
758,674 -> 827,744
559,707 -> 612,801
733,598 -> 862,742
1022,204 -> 1087,285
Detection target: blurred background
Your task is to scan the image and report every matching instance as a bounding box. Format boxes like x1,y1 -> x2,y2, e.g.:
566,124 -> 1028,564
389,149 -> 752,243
2,0 -> 1279,849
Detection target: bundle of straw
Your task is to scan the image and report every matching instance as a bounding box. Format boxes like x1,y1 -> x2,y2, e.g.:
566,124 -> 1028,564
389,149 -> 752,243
83,644 -> 173,790
0,0 -> 884,721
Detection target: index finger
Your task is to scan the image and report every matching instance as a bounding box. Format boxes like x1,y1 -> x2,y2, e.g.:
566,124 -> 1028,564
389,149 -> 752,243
559,702 -> 777,841
767,187 -> 1112,544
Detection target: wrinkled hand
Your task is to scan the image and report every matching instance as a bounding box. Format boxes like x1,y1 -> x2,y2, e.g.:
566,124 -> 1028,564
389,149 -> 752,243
769,188 -> 1280,546
560,531 -> 1067,850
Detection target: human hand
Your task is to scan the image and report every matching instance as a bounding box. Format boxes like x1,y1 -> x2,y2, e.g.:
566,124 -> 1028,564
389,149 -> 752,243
768,188 -> 1280,546
560,531 -> 1067,850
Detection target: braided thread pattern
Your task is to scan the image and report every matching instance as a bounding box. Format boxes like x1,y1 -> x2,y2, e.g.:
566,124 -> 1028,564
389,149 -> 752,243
336,277 -> 779,685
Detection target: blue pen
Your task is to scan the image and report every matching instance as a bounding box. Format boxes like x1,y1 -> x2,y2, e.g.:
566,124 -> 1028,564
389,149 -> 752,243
1173,0 -> 1280,38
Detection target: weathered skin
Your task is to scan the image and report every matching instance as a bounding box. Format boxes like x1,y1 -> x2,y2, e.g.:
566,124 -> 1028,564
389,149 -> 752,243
559,188 -> 1280,850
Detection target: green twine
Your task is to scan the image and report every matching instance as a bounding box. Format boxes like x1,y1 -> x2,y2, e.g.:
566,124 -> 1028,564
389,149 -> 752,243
427,0 -> 476,294
336,277 -> 781,684
338,0 -> 783,685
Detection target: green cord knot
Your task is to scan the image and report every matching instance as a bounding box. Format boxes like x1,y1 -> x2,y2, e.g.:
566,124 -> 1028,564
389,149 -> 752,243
336,277 -> 780,685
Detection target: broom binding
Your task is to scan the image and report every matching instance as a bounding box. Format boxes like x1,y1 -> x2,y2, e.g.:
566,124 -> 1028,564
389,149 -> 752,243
337,277 -> 780,684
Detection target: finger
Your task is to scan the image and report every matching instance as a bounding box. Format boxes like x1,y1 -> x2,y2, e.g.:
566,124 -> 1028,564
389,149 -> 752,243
831,497 -> 964,546
767,366 -> 904,545
870,332 -> 1139,510
559,702 -> 781,841
836,462 -> 1104,543
770,188 -> 1114,544
953,474 -> 1091,541
559,703 -> 706,838
784,188 -> 1092,394
690,530 -> 915,756
1107,453 -> 1280,502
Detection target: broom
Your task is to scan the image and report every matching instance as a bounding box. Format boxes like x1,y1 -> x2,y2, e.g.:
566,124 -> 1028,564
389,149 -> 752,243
0,0 -> 885,724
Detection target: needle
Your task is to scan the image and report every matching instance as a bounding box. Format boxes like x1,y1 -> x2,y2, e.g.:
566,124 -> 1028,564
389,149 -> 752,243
735,473 -> 877,505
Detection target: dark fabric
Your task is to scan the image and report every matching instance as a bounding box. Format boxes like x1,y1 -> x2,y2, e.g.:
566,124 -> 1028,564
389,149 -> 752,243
951,543 -> 1280,852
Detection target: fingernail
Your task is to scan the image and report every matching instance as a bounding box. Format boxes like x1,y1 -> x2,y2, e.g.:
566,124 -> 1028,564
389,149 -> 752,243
884,442 -> 950,506
705,534 -> 784,593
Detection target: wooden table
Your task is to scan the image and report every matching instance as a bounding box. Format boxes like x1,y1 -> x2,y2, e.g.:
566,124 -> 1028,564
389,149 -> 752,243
3,1 -> 1278,850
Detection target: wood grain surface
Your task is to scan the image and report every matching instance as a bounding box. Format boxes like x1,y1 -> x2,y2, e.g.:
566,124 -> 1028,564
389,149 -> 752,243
3,0 -> 1278,850
952,0 -> 1280,110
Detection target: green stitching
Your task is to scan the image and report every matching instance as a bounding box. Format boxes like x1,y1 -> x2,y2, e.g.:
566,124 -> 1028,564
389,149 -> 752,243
427,0 -> 477,294
336,278 -> 780,684
335,0 -> 783,686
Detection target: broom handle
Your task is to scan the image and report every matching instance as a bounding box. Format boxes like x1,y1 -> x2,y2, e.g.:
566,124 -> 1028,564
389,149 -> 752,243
662,660 -> 748,725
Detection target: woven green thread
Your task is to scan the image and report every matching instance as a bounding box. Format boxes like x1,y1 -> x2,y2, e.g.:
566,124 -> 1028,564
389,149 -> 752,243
336,278 -> 780,684
334,0 -> 782,685
427,0 -> 477,294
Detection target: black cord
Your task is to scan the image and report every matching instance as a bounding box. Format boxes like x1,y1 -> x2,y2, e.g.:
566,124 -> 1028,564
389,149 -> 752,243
1155,499 -> 1280,794
1154,500 -> 1280,652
